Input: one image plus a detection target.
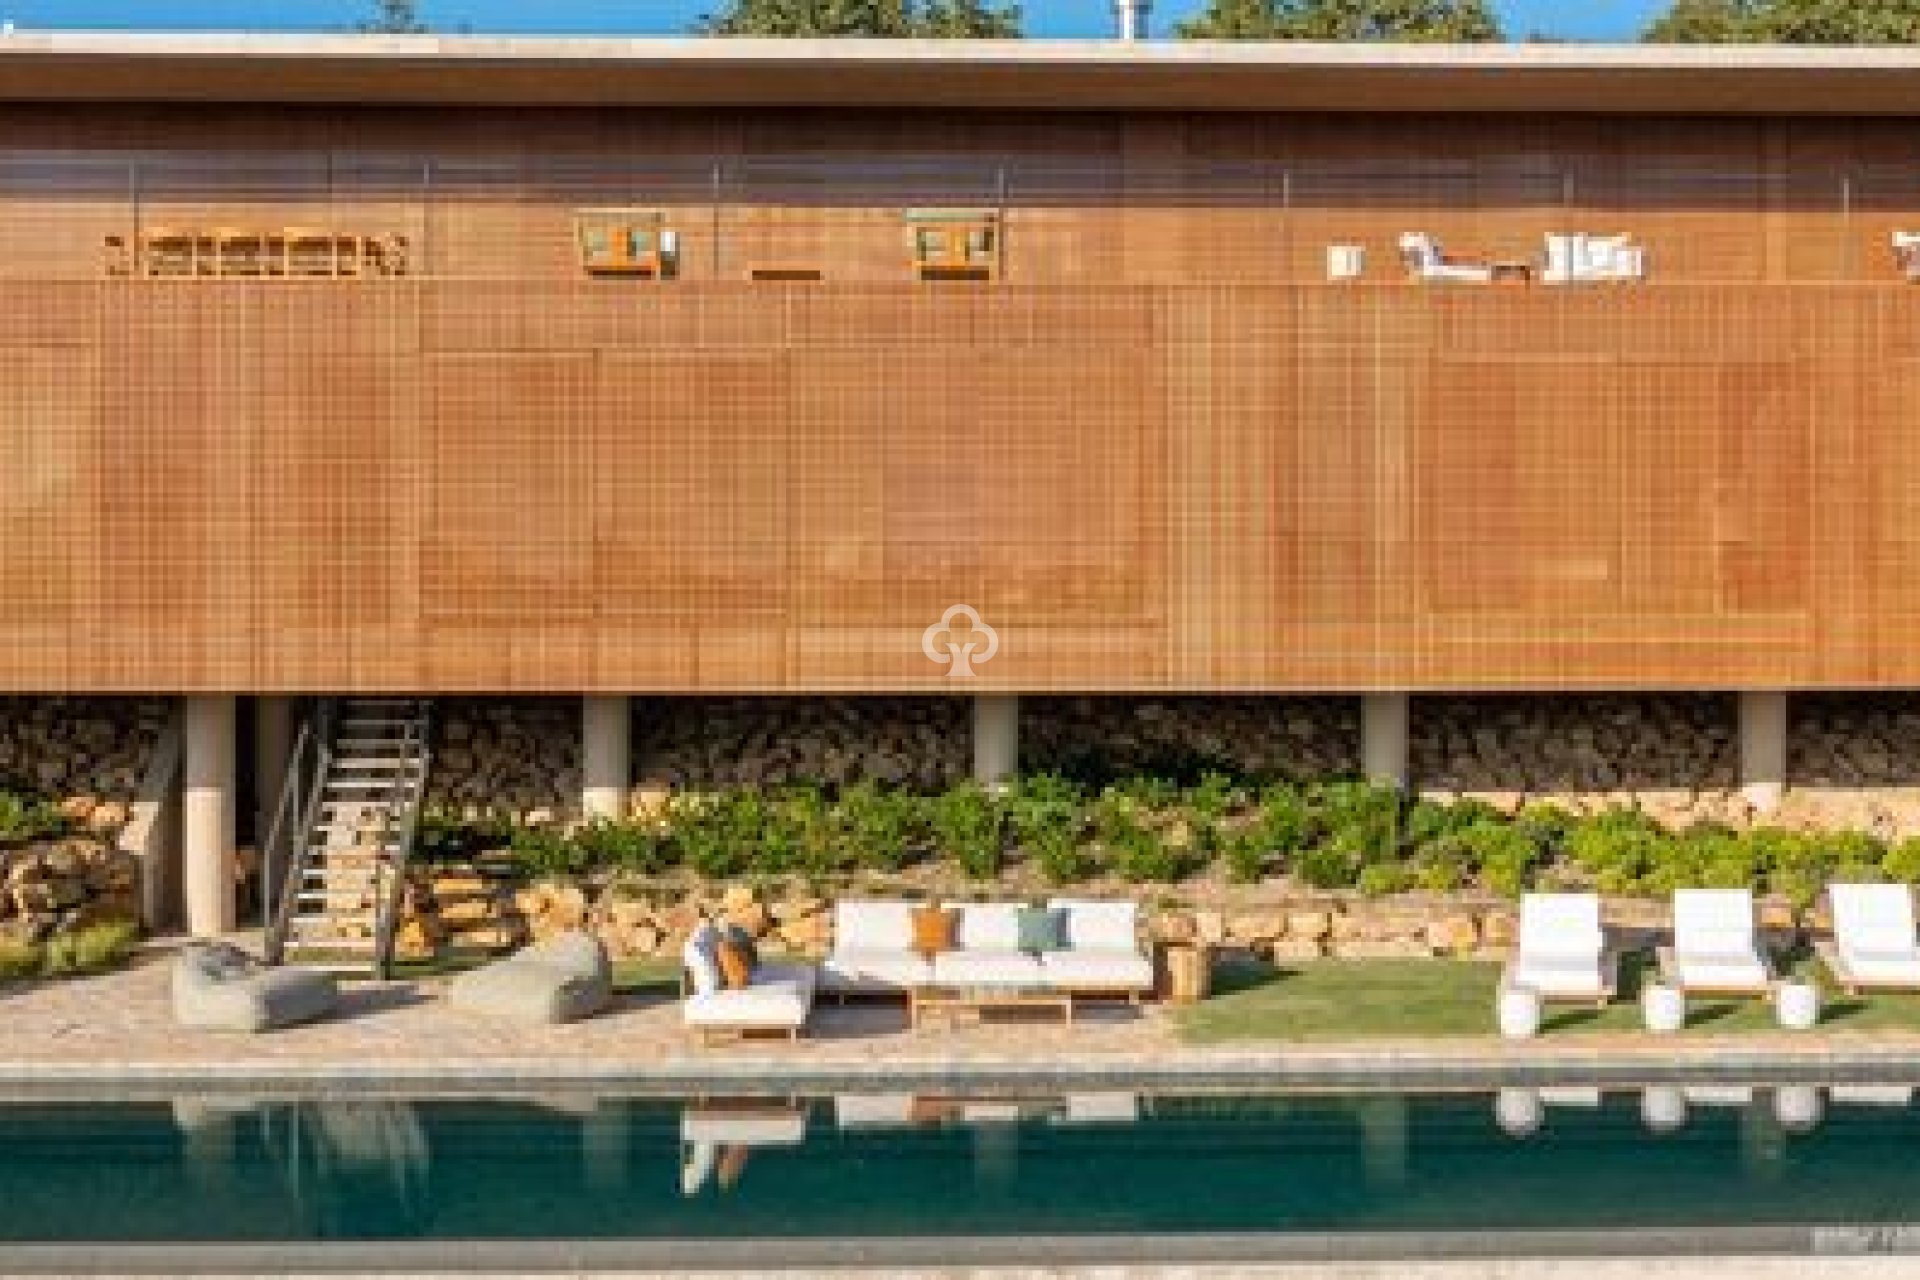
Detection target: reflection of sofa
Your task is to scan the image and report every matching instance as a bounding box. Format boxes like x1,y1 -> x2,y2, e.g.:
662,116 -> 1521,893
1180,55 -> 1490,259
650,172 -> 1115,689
820,899 -> 1153,1000
681,922 -> 815,1043
172,941 -> 339,1033
448,931 -> 613,1025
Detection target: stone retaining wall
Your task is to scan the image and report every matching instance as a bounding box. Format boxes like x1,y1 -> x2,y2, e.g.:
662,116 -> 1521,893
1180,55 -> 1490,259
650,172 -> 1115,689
0,697 -> 171,836
394,866 -> 1816,967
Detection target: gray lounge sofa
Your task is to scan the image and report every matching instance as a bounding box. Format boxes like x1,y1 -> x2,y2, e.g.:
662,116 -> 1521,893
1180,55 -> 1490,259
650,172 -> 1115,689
448,930 -> 613,1025
172,941 -> 340,1033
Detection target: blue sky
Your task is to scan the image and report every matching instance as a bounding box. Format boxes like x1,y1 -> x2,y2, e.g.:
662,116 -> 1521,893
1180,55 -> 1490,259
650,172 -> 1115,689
9,1 -> 1669,40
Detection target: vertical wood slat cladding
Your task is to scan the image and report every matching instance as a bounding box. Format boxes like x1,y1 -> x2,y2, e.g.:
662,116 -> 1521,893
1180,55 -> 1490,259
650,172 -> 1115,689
2,278 -> 1918,692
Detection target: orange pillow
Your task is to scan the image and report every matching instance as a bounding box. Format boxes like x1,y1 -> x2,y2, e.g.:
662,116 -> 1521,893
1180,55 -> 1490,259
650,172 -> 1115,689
715,935 -> 754,989
910,906 -> 956,956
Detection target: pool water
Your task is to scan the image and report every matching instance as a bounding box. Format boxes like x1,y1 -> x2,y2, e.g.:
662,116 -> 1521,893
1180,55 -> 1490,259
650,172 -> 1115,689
5,1086 -> 1920,1242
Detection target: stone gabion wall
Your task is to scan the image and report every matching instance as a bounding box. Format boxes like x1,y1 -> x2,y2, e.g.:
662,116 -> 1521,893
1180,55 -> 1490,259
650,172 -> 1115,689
0,696 -> 171,829
1021,696 -> 1360,781
634,697 -> 970,790
1781,693 -> 1920,838
426,698 -> 581,823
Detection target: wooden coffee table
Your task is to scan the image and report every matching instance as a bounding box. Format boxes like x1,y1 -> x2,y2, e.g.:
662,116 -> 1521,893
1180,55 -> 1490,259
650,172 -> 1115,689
911,984 -> 1074,1029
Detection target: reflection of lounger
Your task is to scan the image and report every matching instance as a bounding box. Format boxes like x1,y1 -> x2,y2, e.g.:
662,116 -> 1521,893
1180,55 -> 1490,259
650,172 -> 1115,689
835,1094 -> 917,1129
680,1105 -> 806,1196
1495,1086 -> 1602,1137
1831,1085 -> 1916,1107
1053,1093 -> 1140,1124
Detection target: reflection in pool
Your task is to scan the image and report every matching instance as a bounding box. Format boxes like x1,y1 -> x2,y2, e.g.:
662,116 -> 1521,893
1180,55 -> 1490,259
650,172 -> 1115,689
6,1084 -> 1920,1241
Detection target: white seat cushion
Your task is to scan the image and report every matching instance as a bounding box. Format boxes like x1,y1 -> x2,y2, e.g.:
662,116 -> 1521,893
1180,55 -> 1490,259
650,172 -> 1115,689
820,948 -> 933,990
933,949 -> 1045,986
682,962 -> 814,1029
1843,946 -> 1920,985
948,902 -> 1024,953
1048,900 -> 1140,953
1677,952 -> 1768,989
833,901 -> 917,953
1509,955 -> 1603,997
1039,948 -> 1152,990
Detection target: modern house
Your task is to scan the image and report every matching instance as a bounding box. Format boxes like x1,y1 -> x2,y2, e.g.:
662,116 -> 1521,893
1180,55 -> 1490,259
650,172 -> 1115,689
3,33 -> 1920,951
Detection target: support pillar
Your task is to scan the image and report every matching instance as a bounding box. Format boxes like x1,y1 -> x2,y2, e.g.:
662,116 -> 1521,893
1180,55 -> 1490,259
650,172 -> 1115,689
1739,691 -> 1788,814
1361,693 -> 1410,791
183,694 -> 236,939
582,695 -> 632,822
254,695 -> 293,843
972,695 -> 1019,787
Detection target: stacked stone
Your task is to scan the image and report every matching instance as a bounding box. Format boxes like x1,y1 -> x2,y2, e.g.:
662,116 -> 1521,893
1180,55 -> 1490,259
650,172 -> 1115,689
426,699 -> 580,823
0,697 -> 170,836
0,839 -> 140,944
634,697 -> 969,790
1022,696 -> 1359,780
392,855 -> 530,961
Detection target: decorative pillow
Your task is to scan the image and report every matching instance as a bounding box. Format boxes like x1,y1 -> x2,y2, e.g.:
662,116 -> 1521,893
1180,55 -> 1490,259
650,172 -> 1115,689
724,923 -> 761,972
910,905 -> 957,956
682,923 -> 722,996
1016,905 -> 1067,954
715,935 -> 755,990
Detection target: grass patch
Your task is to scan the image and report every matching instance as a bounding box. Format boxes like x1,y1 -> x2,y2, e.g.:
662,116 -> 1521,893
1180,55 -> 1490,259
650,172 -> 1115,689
1175,951 -> 1920,1044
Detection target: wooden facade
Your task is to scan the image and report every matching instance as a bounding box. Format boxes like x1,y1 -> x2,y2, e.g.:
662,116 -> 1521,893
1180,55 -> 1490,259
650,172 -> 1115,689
4,101 -> 1920,693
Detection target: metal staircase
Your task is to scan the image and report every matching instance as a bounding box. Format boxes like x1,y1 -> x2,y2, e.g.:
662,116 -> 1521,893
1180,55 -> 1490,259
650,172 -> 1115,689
264,697 -> 432,978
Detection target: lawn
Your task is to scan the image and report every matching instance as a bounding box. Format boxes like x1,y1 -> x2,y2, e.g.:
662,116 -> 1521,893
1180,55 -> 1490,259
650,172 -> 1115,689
1175,951 -> 1920,1044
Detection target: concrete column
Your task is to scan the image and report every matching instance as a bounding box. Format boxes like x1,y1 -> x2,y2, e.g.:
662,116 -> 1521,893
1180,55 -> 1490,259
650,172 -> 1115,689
254,695 -> 294,843
972,695 -> 1019,786
183,694 -> 236,939
1739,691 -> 1788,814
1361,693 -> 1410,790
582,695 -> 631,822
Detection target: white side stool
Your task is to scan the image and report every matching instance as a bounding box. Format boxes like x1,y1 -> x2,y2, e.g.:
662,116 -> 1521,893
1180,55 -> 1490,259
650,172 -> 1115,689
1774,978 -> 1820,1031
1497,983 -> 1542,1040
1642,981 -> 1685,1034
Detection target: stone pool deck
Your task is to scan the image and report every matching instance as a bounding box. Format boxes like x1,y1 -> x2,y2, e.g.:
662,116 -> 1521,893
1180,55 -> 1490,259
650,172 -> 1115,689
10,940 -> 1920,1095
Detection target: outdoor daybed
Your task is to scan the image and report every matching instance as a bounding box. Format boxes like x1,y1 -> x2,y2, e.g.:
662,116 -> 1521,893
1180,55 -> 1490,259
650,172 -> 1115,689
447,930 -> 614,1025
681,920 -> 816,1044
172,940 -> 339,1033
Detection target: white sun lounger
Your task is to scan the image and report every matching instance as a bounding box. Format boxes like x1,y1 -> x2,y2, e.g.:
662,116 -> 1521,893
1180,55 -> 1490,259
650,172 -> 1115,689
1503,893 -> 1617,1006
1819,883 -> 1920,994
1657,889 -> 1774,996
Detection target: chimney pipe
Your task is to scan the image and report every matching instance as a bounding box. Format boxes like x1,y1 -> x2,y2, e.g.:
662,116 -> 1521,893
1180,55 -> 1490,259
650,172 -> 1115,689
1114,0 -> 1149,40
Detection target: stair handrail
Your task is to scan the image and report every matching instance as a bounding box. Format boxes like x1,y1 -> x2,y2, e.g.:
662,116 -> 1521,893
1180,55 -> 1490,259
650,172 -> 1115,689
264,698 -> 338,964
372,700 -> 432,980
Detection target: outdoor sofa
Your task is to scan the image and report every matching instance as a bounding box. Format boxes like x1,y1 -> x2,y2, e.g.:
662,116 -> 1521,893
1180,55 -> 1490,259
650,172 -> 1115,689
819,898 -> 1154,1001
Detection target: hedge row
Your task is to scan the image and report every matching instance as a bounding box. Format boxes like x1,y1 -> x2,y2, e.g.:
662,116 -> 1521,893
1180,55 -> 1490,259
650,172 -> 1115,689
417,775 -> 1919,904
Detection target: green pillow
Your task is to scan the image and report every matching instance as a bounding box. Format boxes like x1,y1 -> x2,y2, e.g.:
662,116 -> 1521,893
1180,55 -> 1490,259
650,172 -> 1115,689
1016,905 -> 1067,954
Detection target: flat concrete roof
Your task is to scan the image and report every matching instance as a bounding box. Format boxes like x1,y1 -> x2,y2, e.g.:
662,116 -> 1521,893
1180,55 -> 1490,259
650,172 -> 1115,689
7,33 -> 1920,114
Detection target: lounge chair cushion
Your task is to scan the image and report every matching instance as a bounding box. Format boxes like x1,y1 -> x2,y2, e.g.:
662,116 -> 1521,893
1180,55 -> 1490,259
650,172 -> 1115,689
172,942 -> 340,1033
1509,955 -> 1605,998
449,930 -> 613,1025
1842,947 -> 1920,984
819,947 -> 934,991
1678,952 -> 1769,989
682,961 -> 815,1030
933,948 -> 1045,987
1039,948 -> 1153,990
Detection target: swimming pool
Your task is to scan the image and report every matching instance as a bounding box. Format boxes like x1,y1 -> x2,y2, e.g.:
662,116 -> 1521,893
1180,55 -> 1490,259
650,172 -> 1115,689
6,1085 -> 1920,1258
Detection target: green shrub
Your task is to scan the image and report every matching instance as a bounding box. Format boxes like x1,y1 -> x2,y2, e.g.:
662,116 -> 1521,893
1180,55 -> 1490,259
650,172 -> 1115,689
836,781 -> 916,872
1564,807 -> 1666,894
508,825 -> 586,881
1094,788 -> 1199,884
0,937 -> 40,982
1356,863 -> 1413,897
927,781 -> 1003,880
571,820 -> 666,876
1308,780 -> 1401,867
1010,774 -> 1092,884
1295,838 -> 1361,890
41,920 -> 138,977
1254,784 -> 1313,872
1826,831 -> 1890,886
1884,836 -> 1920,883
1217,825 -> 1269,884
0,792 -> 68,847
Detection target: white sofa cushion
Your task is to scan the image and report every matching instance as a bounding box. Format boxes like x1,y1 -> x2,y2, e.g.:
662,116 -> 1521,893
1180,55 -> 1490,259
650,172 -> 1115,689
819,948 -> 933,990
833,900 -> 917,953
1048,900 -> 1140,953
933,949 -> 1045,987
1040,948 -> 1152,990
948,902 -> 1024,952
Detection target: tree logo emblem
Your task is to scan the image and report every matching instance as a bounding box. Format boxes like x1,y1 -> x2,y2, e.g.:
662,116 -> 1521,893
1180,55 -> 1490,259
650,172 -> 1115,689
922,605 -> 999,679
